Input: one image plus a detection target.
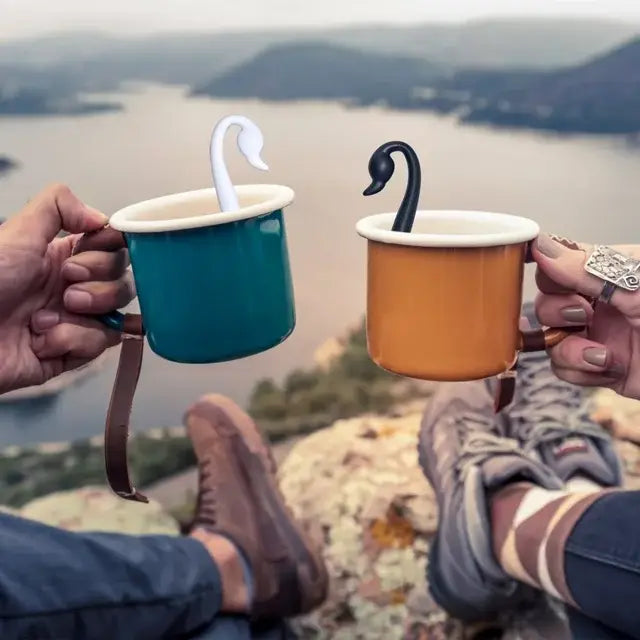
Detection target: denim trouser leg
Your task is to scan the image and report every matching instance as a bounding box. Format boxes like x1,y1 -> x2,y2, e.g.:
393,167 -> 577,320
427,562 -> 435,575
0,512 -> 251,640
564,491 -> 640,639
191,616 -> 251,639
192,617 -> 296,640
567,609 -> 636,640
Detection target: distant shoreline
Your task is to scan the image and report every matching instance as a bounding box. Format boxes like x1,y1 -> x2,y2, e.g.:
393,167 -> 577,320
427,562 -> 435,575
0,102 -> 122,118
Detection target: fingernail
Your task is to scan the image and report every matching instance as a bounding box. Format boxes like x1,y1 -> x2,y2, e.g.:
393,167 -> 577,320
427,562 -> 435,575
561,306 -> 587,324
86,206 -> 108,225
536,233 -> 563,259
31,310 -> 59,332
64,289 -> 92,309
63,262 -> 90,281
583,347 -> 608,368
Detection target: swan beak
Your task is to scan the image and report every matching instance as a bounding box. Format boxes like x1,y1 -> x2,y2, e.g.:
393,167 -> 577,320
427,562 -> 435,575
363,180 -> 384,196
250,154 -> 269,171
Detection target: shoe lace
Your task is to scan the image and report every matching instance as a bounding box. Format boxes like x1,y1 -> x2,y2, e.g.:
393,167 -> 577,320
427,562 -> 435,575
509,353 -> 610,454
196,455 -> 217,525
454,413 -> 524,481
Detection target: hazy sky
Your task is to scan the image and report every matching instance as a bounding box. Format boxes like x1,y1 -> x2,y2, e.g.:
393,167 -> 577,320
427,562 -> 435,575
3,0 -> 640,40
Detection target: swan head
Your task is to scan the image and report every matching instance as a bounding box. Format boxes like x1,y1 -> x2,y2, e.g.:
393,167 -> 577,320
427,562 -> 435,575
237,120 -> 269,172
363,147 -> 395,197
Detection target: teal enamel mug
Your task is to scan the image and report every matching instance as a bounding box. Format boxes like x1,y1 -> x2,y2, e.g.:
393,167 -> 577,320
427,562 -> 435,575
104,184 -> 296,363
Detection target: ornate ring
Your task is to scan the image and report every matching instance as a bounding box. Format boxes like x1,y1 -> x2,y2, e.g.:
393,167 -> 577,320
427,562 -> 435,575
598,280 -> 617,304
584,246 -> 640,305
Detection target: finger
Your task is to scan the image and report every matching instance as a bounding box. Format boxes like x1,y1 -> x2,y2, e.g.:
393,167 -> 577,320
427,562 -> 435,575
31,308 -> 113,334
551,363 -> 624,389
32,322 -> 120,360
534,234 -> 640,319
39,354 -> 106,382
534,237 -> 591,295
62,248 -> 130,282
535,268 -> 577,295
535,292 -> 593,327
533,234 -> 599,294
548,334 -> 624,375
71,226 -> 126,254
2,184 -> 107,250
63,273 -> 136,315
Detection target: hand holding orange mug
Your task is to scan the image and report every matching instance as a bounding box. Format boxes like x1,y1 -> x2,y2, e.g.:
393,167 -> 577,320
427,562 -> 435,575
534,234 -> 640,399
356,210 -> 578,381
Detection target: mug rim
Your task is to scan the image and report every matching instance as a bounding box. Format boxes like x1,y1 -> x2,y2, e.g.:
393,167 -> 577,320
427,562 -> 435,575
356,210 -> 540,248
109,184 -> 294,233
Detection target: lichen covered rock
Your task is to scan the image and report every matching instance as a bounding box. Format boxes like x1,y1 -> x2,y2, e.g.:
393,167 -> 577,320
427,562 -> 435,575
279,398 -> 640,639
16,486 -> 179,535
279,408 -> 454,639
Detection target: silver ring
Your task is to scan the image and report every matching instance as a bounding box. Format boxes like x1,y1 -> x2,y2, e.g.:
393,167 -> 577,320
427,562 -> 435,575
585,246 -> 640,304
599,280 -> 617,304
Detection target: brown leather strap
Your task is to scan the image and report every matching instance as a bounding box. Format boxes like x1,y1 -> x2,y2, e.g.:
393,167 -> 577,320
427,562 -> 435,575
494,361 -> 517,413
105,314 -> 148,503
72,227 -> 147,502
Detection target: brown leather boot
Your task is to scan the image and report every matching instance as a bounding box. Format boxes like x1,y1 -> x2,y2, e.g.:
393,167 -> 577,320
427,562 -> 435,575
184,394 -> 328,619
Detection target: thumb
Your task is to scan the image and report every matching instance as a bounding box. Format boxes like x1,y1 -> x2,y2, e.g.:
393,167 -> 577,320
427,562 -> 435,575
3,184 -> 107,250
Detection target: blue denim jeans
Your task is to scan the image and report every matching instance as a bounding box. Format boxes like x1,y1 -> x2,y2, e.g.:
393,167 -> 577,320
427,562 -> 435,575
565,491 -> 640,640
4,492 -> 640,639
0,512 -> 287,639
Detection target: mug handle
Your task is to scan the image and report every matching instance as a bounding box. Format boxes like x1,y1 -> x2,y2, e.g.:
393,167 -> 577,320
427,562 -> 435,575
72,229 -> 148,504
495,325 -> 584,413
519,325 -> 584,352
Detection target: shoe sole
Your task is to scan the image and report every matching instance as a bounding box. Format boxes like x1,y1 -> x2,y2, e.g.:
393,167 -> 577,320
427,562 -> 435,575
417,424 -> 475,620
418,420 -> 531,622
418,422 -> 503,622
186,394 -> 328,618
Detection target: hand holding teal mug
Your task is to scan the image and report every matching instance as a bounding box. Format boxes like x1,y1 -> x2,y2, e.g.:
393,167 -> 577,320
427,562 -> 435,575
100,184 -> 296,363
74,183 -> 295,503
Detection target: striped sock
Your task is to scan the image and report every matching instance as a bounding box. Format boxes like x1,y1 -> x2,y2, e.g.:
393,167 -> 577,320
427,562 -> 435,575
490,481 -> 613,606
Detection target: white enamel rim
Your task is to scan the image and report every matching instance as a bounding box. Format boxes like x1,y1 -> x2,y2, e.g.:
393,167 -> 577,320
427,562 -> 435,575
109,184 -> 294,233
356,210 -> 540,247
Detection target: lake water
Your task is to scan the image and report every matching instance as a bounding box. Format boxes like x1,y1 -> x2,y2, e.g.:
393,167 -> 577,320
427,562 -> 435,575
1,83 -> 640,446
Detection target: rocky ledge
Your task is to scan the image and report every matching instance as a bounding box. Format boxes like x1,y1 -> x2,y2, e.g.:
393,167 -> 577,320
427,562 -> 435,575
0,485 -> 179,534
4,389 -> 640,639
277,390 -> 640,639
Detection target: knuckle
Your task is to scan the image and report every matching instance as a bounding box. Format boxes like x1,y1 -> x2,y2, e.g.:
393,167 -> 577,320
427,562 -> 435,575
534,293 -> 548,314
95,330 -> 111,351
110,249 -> 130,276
45,183 -> 72,200
78,328 -> 109,356
50,323 -> 78,350
120,273 -> 136,299
550,361 -> 573,383
554,341 -> 571,362
120,248 -> 131,270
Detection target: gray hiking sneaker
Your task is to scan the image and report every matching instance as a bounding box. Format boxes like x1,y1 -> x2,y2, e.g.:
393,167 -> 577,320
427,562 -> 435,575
504,303 -> 623,487
418,380 -> 563,621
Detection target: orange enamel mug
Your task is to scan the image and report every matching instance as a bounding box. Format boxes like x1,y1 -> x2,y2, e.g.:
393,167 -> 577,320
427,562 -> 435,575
356,210 -> 572,381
